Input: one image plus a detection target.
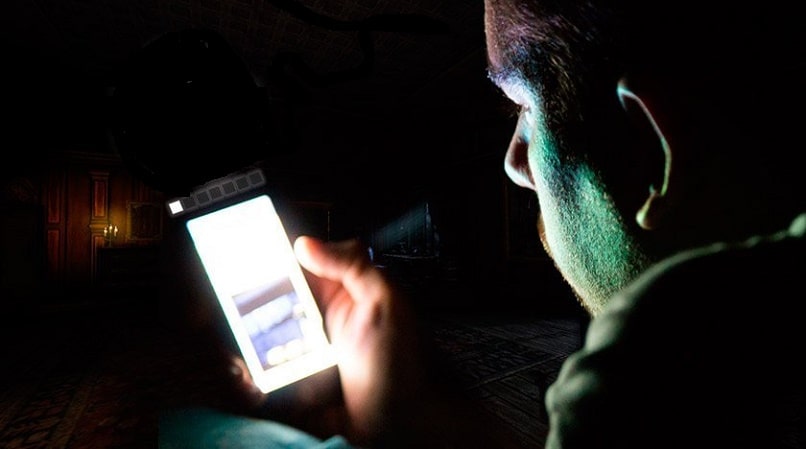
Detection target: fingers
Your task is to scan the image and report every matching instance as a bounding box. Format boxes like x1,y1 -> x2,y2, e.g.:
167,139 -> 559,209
225,355 -> 267,411
294,236 -> 390,304
293,236 -> 367,278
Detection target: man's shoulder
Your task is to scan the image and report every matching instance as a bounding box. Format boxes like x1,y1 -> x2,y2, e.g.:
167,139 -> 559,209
546,214 -> 806,449
625,211 -> 805,307
585,211 -> 806,351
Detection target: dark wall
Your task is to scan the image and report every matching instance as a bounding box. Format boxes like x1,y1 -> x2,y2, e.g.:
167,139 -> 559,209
1,28 -> 581,318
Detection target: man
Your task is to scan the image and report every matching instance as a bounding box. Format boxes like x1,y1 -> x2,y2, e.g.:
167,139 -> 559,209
162,0 -> 805,447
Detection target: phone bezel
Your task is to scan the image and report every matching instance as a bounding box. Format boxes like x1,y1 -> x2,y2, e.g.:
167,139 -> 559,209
185,193 -> 336,394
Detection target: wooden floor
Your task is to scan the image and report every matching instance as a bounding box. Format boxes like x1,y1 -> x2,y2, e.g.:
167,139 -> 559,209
423,311 -> 586,447
1,278 -> 588,448
382,267 -> 590,447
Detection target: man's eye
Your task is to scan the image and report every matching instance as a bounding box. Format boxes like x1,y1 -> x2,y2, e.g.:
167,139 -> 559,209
512,104 -> 532,121
496,96 -> 521,118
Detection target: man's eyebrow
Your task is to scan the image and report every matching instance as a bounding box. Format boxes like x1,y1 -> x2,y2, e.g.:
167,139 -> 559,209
486,64 -> 512,88
486,63 -> 522,95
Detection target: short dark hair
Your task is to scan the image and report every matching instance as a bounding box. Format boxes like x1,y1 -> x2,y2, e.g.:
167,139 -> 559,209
486,0 -> 806,227
488,0 -> 804,136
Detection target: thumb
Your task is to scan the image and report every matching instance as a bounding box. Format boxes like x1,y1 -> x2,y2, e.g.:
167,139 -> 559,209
294,236 -> 388,302
293,236 -> 367,278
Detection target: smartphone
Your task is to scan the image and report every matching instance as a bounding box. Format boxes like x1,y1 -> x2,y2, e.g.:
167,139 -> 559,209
185,193 -> 336,394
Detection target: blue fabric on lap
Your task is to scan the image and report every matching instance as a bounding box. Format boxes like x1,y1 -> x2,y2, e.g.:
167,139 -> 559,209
159,407 -> 357,449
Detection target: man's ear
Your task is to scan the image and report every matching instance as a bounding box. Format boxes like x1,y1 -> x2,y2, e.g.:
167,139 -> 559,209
617,76 -> 674,231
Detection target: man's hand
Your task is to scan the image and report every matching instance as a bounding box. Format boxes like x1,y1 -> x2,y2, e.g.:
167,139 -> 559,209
226,237 -> 520,448
293,236 -> 429,446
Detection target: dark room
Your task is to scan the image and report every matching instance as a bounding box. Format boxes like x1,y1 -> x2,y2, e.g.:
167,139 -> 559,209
1,2 -> 585,447
4,0 -> 803,448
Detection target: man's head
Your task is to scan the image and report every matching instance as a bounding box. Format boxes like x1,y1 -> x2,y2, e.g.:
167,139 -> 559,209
484,0 -> 806,315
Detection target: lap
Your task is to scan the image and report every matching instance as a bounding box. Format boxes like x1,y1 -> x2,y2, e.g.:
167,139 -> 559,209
159,407 -> 356,449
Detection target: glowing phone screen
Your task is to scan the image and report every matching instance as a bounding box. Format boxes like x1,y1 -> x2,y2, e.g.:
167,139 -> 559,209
186,194 -> 335,393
